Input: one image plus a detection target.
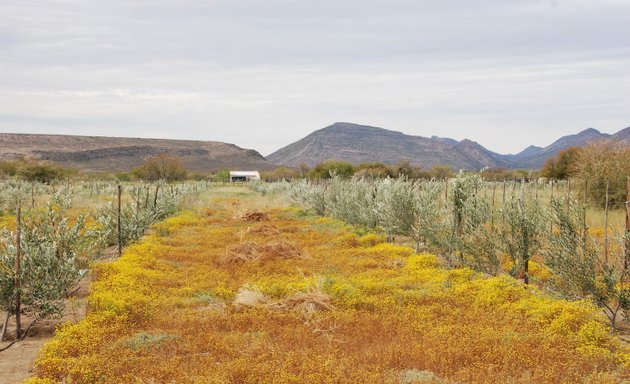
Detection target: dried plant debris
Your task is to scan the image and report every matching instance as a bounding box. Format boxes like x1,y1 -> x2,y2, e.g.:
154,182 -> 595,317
258,241 -> 304,261
237,210 -> 270,222
245,224 -> 281,236
233,288 -> 334,312
224,241 -> 263,263
223,240 -> 305,264
267,292 -> 334,312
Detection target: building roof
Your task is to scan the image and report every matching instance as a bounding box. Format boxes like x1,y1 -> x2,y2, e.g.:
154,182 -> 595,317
229,171 -> 260,177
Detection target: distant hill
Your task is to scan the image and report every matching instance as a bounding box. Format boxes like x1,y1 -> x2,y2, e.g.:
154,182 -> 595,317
505,128 -> 614,168
267,123 -> 490,170
0,133 -> 274,173
612,127 -> 630,141
267,122 -> 630,170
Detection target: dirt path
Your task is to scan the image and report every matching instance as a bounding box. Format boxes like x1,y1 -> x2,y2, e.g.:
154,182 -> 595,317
0,273 -> 90,384
1,323 -> 56,384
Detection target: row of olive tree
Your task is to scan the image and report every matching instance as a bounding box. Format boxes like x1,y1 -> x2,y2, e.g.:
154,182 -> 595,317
0,192 -> 89,345
288,173 -> 630,328
93,181 -> 203,249
0,180 -> 209,347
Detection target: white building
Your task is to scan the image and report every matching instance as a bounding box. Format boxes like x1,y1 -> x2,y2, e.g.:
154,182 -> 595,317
229,171 -> 261,182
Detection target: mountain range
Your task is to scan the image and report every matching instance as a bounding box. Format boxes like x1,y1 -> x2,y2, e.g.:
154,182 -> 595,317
0,123 -> 628,173
267,122 -> 630,170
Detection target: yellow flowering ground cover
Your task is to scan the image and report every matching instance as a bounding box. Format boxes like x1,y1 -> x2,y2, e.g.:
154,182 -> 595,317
26,193 -> 630,383
0,214 -> 16,231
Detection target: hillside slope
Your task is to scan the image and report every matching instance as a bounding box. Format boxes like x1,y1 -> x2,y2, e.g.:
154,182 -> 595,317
267,122 -> 504,170
0,133 -> 274,172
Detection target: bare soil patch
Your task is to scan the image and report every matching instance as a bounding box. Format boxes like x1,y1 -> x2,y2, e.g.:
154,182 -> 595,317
0,273 -> 90,384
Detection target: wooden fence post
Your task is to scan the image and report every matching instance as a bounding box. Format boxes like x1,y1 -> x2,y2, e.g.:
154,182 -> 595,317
491,182 -> 496,229
117,185 -> 122,257
153,185 -> 160,214
604,180 -> 610,265
582,180 -> 588,252
566,178 -> 571,212
15,205 -> 22,339
625,177 -> 630,271
135,187 -> 140,215
549,180 -> 554,235
444,179 -> 448,208
517,200 -> 529,285
501,179 -> 506,226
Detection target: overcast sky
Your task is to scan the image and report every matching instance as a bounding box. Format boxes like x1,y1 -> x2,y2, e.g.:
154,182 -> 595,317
1,0 -> 629,155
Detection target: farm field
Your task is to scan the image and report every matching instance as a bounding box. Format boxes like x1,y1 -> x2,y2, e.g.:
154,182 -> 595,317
22,186 -> 630,384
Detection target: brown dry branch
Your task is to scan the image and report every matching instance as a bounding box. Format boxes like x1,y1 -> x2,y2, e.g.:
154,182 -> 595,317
223,241 -> 263,264
267,292 -> 334,312
258,241 -> 305,261
0,319 -> 37,353
236,210 -> 270,222
245,224 -> 281,236
232,288 -> 334,313
223,240 -> 306,264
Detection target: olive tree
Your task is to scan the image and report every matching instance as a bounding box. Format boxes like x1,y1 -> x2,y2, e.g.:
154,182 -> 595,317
373,177 -> 416,242
544,198 -> 630,328
445,173 -> 494,268
290,179 -> 327,216
409,181 -> 443,253
501,195 -> 545,283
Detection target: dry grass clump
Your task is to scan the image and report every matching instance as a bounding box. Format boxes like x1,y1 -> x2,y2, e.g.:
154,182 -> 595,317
245,224 -> 280,236
224,241 -> 262,263
233,288 -> 333,313
259,241 -> 304,261
268,292 -> 334,312
237,209 -> 270,222
223,240 -> 305,264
